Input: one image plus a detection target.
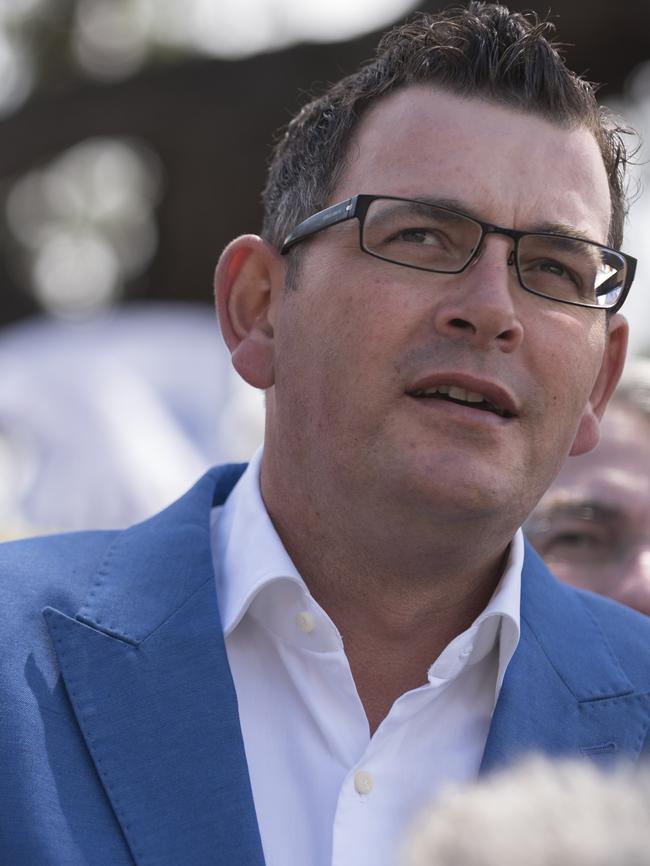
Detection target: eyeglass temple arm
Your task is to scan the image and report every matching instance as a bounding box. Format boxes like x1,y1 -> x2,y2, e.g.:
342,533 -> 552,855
598,271 -> 622,295
280,197 -> 357,254
597,253 -> 637,295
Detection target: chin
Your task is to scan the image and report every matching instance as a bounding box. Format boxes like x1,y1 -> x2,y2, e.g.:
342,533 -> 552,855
397,469 -> 516,522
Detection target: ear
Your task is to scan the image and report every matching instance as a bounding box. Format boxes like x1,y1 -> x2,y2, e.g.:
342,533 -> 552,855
569,313 -> 629,456
214,234 -> 285,390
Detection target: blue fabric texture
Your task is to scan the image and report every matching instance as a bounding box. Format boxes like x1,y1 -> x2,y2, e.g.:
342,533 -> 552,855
1,463 -> 649,865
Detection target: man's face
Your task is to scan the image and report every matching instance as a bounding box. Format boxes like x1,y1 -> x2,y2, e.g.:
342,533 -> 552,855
527,403 -> 650,615
265,87 -> 621,532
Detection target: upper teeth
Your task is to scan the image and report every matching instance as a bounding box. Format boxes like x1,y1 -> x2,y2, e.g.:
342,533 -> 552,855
415,385 -> 486,403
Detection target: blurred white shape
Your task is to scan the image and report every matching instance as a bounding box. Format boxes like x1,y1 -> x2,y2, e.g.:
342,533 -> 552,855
38,138 -> 161,248
74,0 -> 416,62
1,0 -> 413,98
106,211 -> 159,276
179,0 -> 278,58
31,228 -> 120,317
74,0 -> 151,80
6,137 -> 162,316
216,379 -> 267,461
180,0 -> 417,57
89,367 -> 210,503
4,171 -> 43,247
0,0 -> 45,24
623,193 -> 650,356
609,64 -> 650,355
626,58 -> 650,108
282,0 -> 418,43
0,30 -> 34,116
145,0 -> 194,50
0,426 -> 35,539
0,304 -> 265,535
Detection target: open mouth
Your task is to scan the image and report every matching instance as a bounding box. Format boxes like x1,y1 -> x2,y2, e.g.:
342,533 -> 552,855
408,384 -> 514,419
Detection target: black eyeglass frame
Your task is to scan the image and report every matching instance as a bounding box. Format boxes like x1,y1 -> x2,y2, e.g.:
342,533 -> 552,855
280,194 -> 637,313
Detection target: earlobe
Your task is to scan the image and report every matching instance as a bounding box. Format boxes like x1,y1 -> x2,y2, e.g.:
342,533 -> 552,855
569,314 -> 629,456
214,234 -> 284,390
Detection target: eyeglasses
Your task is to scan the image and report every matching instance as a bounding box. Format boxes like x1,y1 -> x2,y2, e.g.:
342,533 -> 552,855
280,194 -> 636,312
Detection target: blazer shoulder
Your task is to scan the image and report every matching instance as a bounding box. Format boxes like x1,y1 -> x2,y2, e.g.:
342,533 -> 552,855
574,587 -> 650,686
522,541 -> 650,697
0,529 -> 118,625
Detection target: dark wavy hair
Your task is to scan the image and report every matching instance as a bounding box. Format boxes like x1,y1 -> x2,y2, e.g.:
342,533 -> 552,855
261,2 -> 632,264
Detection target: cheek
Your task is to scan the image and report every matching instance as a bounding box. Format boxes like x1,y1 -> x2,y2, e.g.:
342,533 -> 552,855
549,556 -> 621,591
282,266 -> 411,377
535,314 -> 607,415
548,563 -> 591,588
271,292 -> 366,430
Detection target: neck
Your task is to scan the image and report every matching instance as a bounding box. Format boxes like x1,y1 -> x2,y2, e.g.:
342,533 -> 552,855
260,450 -> 517,732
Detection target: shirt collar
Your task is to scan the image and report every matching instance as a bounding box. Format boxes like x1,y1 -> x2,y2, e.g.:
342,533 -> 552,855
492,530 -> 523,694
212,448 -> 521,689
427,531 -> 522,698
212,448 -> 307,637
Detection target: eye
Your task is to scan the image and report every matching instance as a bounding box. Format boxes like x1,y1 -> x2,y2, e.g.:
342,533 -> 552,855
532,259 -> 579,284
537,524 -> 618,565
390,226 -> 446,246
547,530 -> 602,551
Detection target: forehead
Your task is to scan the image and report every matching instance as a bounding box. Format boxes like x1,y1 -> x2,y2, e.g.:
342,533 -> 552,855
333,86 -> 611,243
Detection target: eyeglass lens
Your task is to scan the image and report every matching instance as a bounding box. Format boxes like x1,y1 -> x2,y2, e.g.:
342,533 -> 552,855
361,198 -> 627,308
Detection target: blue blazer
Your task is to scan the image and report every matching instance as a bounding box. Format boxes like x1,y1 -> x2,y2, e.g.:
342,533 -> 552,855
2,464 -> 650,865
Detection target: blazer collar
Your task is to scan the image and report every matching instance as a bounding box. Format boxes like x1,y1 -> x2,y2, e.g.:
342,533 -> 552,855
481,540 -> 647,773
44,464 -> 265,866
75,463 -> 247,642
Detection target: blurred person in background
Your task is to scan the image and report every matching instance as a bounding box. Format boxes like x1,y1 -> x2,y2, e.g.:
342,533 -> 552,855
0,304 -> 262,539
527,358 -> 650,615
2,5 -> 650,866
401,757 -> 650,866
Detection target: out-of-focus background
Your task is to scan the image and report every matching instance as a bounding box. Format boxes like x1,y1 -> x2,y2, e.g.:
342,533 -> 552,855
1,0 -> 649,537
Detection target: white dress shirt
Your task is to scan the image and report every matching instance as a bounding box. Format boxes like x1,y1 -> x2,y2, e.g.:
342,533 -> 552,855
211,450 -> 522,866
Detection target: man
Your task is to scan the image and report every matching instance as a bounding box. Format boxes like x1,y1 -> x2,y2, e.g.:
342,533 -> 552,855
2,4 -> 649,866
527,359 -> 650,615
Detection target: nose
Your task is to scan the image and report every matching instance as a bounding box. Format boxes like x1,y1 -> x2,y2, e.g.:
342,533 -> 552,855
616,548 -> 650,616
432,237 -> 524,353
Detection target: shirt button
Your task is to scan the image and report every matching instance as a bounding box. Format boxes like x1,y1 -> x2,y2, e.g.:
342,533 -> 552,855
460,645 -> 473,659
354,770 -> 374,795
296,611 -> 315,633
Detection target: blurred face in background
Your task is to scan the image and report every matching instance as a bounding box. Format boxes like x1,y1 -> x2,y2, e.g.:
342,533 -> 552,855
527,402 -> 650,615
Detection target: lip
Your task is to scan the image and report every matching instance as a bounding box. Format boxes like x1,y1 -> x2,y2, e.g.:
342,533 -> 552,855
406,372 -> 520,418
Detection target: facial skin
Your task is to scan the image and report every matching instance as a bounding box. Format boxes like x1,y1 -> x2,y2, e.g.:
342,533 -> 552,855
221,86 -> 627,561
527,403 -> 650,616
216,85 -> 627,667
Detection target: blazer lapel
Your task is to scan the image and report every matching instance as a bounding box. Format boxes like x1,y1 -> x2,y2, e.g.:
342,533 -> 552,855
481,542 -> 650,774
44,464 -> 266,866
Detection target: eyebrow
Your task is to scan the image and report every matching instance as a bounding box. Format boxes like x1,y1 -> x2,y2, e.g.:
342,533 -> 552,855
534,499 -> 625,524
410,196 -> 599,243
531,222 -> 598,243
373,198 -> 467,222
